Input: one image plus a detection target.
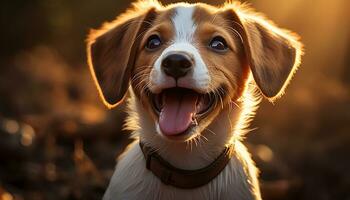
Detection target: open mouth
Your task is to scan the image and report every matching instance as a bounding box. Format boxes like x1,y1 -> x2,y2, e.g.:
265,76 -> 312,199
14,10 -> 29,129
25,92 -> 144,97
150,87 -> 216,137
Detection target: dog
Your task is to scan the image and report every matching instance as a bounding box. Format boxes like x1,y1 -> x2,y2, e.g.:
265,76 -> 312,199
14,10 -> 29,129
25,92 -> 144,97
86,1 -> 303,199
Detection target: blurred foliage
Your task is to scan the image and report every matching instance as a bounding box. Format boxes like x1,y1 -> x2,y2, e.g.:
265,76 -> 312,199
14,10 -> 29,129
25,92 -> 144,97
0,0 -> 349,200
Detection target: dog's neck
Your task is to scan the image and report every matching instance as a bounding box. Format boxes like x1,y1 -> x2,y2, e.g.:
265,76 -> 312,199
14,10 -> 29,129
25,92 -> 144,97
126,88 -> 259,170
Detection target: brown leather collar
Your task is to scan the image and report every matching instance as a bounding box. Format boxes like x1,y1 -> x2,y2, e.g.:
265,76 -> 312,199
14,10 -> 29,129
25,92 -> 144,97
139,142 -> 234,189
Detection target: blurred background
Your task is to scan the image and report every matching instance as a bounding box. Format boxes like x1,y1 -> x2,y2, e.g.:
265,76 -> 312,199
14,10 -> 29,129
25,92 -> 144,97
0,0 -> 349,199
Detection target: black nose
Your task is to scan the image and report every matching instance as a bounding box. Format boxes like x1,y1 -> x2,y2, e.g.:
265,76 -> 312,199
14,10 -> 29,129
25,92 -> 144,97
161,53 -> 193,79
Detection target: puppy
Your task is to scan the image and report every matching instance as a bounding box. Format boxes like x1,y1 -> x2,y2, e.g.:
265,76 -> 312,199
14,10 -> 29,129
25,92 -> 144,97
86,1 -> 303,199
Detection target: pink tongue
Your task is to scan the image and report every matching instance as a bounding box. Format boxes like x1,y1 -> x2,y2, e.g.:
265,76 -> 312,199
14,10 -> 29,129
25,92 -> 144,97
159,91 -> 198,136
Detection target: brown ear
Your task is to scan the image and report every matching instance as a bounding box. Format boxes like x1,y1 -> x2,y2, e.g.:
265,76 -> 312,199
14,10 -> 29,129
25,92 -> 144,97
87,7 -> 156,108
224,9 -> 303,99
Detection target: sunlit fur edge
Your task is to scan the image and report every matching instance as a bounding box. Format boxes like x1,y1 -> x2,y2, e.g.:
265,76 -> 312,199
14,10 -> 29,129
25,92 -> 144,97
223,1 -> 304,102
86,0 -> 303,109
85,0 -> 164,109
231,76 -> 262,142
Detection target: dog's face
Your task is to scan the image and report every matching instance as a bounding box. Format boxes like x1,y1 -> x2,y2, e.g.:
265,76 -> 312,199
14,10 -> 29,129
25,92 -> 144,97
87,2 -> 302,142
132,5 -> 249,141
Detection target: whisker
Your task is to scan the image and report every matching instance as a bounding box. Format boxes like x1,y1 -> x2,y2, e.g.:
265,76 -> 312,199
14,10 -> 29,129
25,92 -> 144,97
224,26 -> 244,45
231,101 -> 241,109
198,134 -> 209,142
204,127 -> 217,136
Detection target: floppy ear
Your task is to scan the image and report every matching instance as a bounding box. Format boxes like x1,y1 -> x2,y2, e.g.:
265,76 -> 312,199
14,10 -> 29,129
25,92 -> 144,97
224,9 -> 303,99
87,7 -> 156,108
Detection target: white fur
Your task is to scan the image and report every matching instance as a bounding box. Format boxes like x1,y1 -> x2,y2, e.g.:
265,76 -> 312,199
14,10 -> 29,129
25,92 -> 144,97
104,140 -> 259,200
149,6 -> 210,94
103,83 -> 262,200
103,5 -> 262,200
172,6 -> 196,43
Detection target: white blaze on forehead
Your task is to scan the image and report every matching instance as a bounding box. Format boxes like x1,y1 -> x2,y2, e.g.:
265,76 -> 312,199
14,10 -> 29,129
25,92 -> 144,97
172,6 -> 196,42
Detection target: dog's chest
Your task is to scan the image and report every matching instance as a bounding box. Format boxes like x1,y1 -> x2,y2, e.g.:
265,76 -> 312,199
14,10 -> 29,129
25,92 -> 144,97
103,142 -> 259,200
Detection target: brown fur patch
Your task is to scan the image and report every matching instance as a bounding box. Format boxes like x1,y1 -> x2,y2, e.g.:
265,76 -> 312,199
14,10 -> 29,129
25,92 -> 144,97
87,5 -> 158,108
219,5 -> 303,100
192,6 -> 249,102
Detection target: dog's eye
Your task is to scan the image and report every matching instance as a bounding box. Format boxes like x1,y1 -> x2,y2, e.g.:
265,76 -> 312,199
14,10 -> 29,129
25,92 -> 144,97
209,36 -> 228,52
146,35 -> 162,50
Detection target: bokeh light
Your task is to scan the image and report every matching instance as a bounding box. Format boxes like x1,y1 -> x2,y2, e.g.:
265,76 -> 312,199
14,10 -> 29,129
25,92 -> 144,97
0,0 -> 349,199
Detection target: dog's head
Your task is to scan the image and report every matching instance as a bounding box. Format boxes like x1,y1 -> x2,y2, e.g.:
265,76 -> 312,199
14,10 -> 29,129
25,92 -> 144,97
87,1 -> 302,142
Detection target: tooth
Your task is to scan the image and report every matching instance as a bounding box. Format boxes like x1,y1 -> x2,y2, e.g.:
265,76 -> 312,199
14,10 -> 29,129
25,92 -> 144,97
192,115 -> 198,126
